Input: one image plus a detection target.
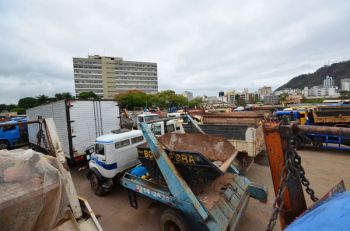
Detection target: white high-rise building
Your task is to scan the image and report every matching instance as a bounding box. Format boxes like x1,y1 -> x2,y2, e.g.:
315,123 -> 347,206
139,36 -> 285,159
73,55 -> 158,99
323,76 -> 334,88
182,91 -> 193,100
341,79 -> 350,91
258,86 -> 272,99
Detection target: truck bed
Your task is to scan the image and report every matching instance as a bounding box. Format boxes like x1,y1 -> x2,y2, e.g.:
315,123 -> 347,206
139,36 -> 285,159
197,172 -> 239,210
137,133 -> 237,188
183,123 -> 250,140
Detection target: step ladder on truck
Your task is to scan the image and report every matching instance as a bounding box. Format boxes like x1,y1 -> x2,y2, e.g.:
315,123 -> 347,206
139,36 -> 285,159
120,122 -> 268,231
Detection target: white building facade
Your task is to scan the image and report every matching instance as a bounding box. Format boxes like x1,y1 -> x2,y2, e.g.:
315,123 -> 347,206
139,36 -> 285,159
73,55 -> 158,99
182,91 -> 194,100
341,79 -> 350,91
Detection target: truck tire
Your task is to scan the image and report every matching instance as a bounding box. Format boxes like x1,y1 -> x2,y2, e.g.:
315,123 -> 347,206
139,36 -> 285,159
160,208 -> 189,231
0,140 -> 9,150
90,173 -> 105,196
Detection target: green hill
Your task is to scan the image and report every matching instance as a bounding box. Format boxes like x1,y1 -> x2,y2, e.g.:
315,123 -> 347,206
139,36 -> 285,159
276,60 -> 350,91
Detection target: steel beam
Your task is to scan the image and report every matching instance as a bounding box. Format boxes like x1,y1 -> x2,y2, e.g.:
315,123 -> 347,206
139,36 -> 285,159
263,121 -> 307,229
139,122 -> 209,221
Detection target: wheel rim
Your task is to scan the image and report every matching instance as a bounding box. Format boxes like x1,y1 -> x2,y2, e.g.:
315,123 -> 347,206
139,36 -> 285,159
0,143 -> 7,149
164,220 -> 181,231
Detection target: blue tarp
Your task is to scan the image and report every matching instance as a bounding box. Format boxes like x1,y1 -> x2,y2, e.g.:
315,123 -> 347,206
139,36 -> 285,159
130,165 -> 149,177
286,191 -> 350,231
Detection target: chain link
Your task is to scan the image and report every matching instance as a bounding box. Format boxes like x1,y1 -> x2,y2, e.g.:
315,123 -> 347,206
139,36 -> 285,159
266,137 -> 319,231
292,149 -> 319,202
36,121 -> 48,151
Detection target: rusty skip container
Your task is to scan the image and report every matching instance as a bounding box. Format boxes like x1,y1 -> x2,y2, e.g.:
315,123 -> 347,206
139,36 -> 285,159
137,133 -> 238,188
183,123 -> 265,158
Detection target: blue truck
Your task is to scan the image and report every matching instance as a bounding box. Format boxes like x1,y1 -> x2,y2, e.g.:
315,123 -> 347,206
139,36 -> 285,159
273,110 -> 350,151
0,117 -> 28,149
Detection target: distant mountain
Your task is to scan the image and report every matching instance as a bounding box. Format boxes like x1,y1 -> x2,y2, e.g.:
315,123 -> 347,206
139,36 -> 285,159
276,60 -> 350,91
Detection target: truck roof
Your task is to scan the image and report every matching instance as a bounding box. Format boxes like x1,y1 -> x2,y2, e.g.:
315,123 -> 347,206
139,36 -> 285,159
96,130 -> 143,144
137,112 -> 159,117
0,120 -> 24,125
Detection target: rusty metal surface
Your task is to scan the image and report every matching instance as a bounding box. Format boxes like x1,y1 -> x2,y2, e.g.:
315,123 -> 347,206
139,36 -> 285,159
157,133 -> 236,162
137,133 -> 237,189
297,125 -> 350,137
183,123 -> 249,140
203,112 -> 266,118
200,112 -> 267,126
263,121 -> 307,229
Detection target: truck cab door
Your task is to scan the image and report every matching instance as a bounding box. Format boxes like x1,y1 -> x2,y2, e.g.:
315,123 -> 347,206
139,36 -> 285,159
91,143 -> 106,162
150,123 -> 163,136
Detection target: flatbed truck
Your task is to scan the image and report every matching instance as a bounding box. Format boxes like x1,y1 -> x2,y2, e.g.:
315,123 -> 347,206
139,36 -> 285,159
273,109 -> 350,151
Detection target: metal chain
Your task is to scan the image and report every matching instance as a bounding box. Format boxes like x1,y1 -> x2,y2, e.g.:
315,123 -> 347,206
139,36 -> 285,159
266,138 -> 319,231
36,121 -> 48,151
292,149 -> 319,202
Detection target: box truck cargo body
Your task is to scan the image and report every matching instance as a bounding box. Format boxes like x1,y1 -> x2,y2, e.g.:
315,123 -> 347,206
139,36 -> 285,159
27,100 -> 120,162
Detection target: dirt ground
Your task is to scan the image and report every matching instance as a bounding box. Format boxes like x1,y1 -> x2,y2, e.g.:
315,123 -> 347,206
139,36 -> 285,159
71,148 -> 350,231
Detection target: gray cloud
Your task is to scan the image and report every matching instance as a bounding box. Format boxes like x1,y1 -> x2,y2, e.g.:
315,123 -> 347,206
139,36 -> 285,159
1,0 -> 350,103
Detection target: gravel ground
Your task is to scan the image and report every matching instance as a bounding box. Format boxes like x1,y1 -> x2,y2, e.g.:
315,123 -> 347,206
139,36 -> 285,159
71,148 -> 350,231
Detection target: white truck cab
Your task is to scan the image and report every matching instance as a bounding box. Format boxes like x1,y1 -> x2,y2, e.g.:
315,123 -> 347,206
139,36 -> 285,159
148,119 -> 184,136
137,112 -> 160,123
88,115 -> 186,196
87,129 -> 144,196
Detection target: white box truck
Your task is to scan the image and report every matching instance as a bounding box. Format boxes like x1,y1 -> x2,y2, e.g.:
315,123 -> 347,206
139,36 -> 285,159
26,100 -> 120,163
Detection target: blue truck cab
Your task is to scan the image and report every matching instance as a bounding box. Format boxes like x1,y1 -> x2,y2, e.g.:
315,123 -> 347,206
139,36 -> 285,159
0,117 -> 28,149
273,110 -> 310,125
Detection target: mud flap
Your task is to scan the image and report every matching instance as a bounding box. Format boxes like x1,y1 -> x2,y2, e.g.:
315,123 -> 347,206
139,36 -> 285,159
248,183 -> 268,203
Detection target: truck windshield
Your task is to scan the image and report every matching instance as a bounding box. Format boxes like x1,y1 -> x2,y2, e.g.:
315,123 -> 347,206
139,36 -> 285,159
95,144 -> 104,155
152,124 -> 162,136
144,115 -> 160,123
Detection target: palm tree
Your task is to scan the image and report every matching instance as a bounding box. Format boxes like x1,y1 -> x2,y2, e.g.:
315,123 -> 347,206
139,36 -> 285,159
36,94 -> 49,105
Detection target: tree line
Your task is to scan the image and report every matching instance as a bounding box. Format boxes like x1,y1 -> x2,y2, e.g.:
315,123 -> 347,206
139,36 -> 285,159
115,90 -> 202,110
0,91 -> 100,114
1,90 -> 202,115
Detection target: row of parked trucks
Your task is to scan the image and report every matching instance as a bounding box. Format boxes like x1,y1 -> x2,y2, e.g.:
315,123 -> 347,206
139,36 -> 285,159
2,100 -> 350,230
273,105 -> 350,150
1,103 -> 269,230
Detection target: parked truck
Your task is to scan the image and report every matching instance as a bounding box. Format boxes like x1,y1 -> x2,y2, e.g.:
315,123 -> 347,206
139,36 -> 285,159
87,117 -> 185,195
87,129 -> 145,195
0,117 -> 28,149
27,100 -> 120,163
309,105 -> 350,125
184,112 -> 267,171
273,108 -> 350,150
120,122 -> 267,231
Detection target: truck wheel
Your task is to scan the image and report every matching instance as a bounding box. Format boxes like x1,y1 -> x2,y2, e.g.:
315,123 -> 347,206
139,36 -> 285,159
0,140 -> 9,150
160,209 -> 189,231
90,173 -> 105,196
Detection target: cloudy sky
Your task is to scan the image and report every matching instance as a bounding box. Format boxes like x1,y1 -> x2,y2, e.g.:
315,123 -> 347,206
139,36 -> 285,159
1,0 -> 350,104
